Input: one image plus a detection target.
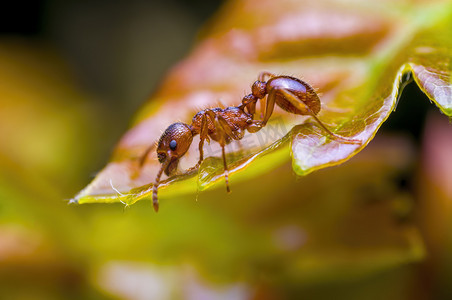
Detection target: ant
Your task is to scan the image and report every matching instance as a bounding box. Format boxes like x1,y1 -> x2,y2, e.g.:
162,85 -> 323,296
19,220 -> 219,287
141,72 -> 360,212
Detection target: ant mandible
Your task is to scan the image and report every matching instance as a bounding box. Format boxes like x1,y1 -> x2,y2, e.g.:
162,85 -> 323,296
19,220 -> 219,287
142,72 -> 360,212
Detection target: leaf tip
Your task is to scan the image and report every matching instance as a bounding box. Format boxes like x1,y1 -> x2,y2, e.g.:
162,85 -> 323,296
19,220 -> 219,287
67,197 -> 79,205
292,162 -> 314,177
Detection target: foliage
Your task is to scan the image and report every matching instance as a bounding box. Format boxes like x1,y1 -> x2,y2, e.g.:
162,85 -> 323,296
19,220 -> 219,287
1,0 -> 452,299
74,0 -> 452,205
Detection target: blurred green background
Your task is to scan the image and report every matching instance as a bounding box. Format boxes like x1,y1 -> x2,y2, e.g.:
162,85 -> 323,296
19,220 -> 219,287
1,0 -> 451,299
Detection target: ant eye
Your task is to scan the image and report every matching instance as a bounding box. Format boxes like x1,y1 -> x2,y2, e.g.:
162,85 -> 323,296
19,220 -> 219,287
169,140 -> 177,151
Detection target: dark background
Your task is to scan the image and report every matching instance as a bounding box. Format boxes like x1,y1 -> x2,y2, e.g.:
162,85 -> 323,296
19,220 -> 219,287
1,0 -> 223,129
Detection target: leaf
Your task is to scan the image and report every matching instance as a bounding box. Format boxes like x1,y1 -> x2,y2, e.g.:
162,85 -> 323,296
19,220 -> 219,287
74,0 -> 452,205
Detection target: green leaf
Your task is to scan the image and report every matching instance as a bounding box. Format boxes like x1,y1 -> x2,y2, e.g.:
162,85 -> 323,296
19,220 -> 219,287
74,0 -> 452,205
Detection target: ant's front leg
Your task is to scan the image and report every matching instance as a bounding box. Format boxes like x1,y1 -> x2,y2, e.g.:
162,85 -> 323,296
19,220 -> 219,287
137,144 -> 155,168
131,143 -> 155,179
197,113 -> 210,166
279,89 -> 361,144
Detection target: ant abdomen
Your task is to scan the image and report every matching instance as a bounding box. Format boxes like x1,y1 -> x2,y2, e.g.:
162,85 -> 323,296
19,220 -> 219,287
267,76 -> 321,116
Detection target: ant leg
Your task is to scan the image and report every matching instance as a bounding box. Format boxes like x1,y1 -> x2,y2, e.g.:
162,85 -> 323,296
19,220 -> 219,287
279,89 -> 361,144
246,89 -> 277,133
209,112 -> 244,141
206,112 -> 234,193
259,98 -> 265,119
203,110 -> 234,138
258,71 -> 276,82
186,112 -> 211,173
197,113 -> 210,165
248,100 -> 257,116
130,143 -> 155,179
220,144 -> 230,193
138,144 -> 155,167
247,120 -> 265,133
152,158 -> 170,212
257,72 -> 277,118
261,88 -> 277,125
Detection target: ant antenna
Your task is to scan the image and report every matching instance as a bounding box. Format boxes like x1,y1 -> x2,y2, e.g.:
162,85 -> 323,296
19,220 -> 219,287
152,158 -> 170,212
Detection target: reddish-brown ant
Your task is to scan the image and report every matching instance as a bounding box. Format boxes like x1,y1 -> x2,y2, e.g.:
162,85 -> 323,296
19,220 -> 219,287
142,72 -> 360,212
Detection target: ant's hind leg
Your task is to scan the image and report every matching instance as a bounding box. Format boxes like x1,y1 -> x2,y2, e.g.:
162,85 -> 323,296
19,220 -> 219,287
257,72 -> 277,119
258,71 -> 276,82
260,88 -> 277,125
279,89 -> 361,144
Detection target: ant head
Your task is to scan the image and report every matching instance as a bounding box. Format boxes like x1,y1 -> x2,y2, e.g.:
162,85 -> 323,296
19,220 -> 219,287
251,80 -> 267,99
157,122 -> 193,176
